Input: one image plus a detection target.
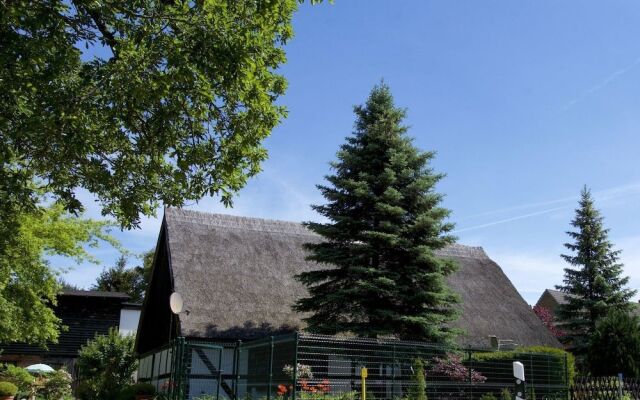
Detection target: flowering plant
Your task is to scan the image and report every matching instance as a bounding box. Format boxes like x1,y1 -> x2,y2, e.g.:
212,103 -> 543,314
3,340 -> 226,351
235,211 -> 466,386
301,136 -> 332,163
277,379 -> 330,397
283,363 -> 314,379
533,305 -> 565,338
430,353 -> 487,383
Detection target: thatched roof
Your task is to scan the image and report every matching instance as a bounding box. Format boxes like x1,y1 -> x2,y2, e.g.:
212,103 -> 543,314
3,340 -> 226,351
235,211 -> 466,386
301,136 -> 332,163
137,208 -> 560,351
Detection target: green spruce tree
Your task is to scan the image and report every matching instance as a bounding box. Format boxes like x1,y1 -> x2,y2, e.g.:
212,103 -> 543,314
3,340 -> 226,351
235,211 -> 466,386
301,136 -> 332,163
295,83 -> 459,343
556,186 -> 636,362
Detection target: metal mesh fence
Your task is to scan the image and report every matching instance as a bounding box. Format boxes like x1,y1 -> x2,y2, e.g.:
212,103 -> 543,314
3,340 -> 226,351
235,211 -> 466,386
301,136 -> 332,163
138,333 -> 569,400
296,334 -> 569,400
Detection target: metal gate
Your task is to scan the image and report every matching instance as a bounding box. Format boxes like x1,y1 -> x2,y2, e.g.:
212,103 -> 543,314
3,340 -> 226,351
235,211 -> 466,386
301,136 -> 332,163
138,339 -> 225,400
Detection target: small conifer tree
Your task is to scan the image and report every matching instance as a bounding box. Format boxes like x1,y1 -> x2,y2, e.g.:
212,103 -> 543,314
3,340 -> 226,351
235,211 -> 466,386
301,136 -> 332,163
410,359 -> 428,400
556,187 -> 636,362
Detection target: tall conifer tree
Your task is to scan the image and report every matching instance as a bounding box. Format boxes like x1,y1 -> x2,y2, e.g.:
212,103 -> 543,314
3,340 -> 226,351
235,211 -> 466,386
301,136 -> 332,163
556,186 -> 636,360
295,84 -> 459,343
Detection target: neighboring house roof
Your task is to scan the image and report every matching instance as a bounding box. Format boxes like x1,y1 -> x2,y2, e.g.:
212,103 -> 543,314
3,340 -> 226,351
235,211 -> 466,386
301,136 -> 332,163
0,290 -> 131,357
543,289 -> 571,305
136,208 -> 561,353
536,288 -> 640,317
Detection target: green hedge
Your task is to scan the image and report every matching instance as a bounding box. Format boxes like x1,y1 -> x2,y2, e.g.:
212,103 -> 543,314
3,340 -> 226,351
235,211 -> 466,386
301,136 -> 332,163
472,346 -> 575,385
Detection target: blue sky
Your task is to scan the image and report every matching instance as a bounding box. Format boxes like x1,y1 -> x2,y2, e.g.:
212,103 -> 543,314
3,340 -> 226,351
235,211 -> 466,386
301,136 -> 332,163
60,0 -> 640,305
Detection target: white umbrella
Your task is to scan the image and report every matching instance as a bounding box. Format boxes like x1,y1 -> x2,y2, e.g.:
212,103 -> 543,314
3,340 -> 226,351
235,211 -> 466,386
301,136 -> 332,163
25,364 -> 54,374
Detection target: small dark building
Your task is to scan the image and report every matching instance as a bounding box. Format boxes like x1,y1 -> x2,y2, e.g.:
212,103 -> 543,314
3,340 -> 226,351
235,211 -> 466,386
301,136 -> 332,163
0,290 -> 141,371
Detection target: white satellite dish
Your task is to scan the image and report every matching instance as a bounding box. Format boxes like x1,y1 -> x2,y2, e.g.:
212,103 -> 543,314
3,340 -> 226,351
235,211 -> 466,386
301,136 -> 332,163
169,292 -> 184,314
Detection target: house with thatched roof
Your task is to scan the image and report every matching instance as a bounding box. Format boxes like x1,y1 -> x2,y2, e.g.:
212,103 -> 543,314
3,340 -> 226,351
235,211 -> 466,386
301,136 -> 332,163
136,209 -> 560,355
536,288 -> 640,320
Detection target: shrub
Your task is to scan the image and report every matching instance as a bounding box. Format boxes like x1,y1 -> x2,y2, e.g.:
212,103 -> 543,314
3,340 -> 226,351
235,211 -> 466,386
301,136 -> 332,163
116,385 -> 136,400
472,346 -> 575,384
588,310 -> 640,378
0,381 -> 18,397
76,328 -> 138,400
431,353 -> 486,383
38,368 -> 72,400
527,387 -> 536,400
408,359 -> 427,400
479,394 -> 497,400
500,388 -> 511,400
132,382 -> 156,395
0,364 -> 34,393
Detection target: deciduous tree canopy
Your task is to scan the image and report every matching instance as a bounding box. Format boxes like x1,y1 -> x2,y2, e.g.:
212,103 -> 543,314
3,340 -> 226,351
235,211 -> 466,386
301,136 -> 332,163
0,203 -> 116,345
1,0 -> 321,229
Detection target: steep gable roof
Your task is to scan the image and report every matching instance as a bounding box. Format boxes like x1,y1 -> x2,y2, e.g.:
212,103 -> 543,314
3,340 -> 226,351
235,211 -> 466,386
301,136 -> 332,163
137,209 -> 561,351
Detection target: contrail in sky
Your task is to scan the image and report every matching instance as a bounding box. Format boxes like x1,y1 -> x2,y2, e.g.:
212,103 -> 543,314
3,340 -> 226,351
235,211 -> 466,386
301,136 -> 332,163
453,181 -> 640,234
563,57 -> 640,112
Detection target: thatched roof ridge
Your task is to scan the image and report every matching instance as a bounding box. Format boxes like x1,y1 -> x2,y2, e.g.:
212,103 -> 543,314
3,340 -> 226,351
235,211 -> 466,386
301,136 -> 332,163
165,208 -> 317,237
158,208 -> 560,348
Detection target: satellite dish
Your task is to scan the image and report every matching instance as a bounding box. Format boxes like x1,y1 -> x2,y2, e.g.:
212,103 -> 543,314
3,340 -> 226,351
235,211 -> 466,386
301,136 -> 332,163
169,292 -> 184,314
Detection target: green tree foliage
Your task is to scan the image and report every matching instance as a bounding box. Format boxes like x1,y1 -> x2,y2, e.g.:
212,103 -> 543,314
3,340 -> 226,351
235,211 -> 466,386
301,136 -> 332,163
93,249 -> 154,302
295,84 -> 459,343
409,359 -> 427,400
556,187 -> 636,362
77,328 -> 138,400
588,310 -> 640,378
0,202 -> 117,346
1,0 -> 323,230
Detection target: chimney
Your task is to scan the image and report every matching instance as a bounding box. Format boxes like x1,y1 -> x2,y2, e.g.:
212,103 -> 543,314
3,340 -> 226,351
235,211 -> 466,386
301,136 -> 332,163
488,335 -> 499,351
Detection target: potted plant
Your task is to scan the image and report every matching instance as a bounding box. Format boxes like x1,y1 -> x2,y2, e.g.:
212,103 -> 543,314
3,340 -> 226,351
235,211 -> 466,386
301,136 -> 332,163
0,382 -> 18,400
132,382 -> 156,400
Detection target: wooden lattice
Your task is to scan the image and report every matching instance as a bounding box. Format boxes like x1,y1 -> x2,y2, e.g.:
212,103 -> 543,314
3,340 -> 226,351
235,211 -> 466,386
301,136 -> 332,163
571,376 -> 640,400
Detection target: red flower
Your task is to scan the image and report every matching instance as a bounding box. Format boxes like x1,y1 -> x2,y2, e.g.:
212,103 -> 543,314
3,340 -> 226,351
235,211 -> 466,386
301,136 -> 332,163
277,384 -> 288,396
318,379 -> 331,393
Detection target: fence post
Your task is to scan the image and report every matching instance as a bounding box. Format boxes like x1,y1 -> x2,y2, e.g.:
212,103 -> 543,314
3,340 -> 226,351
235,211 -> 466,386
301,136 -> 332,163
467,350 -> 472,400
392,343 -> 396,398
292,332 -> 299,400
618,373 -> 624,400
173,337 -> 185,400
216,346 -> 223,400
233,341 -> 241,400
268,336 -> 274,400
564,353 -> 569,400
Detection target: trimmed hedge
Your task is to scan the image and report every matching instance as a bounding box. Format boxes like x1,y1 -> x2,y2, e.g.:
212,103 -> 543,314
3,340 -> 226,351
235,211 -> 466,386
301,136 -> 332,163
472,346 -> 575,384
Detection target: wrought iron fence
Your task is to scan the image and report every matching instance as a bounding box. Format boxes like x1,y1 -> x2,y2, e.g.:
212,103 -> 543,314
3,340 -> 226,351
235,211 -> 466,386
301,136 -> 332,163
137,333 -> 570,400
571,376 -> 640,400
